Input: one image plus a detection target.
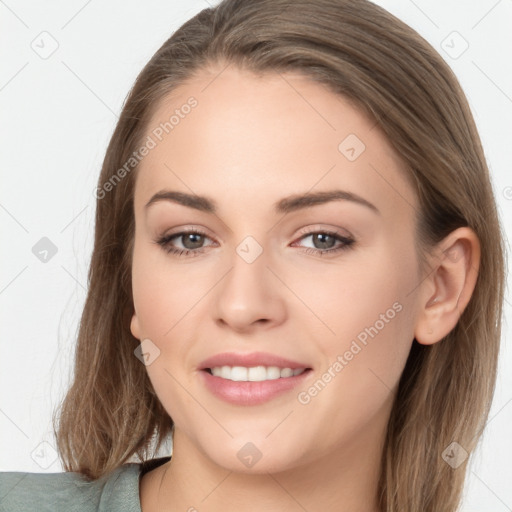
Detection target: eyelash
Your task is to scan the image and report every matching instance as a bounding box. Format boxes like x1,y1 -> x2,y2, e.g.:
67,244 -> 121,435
154,228 -> 355,258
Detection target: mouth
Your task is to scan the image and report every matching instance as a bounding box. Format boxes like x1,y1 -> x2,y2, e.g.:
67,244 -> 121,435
198,355 -> 313,405
202,366 -> 312,382
197,352 -> 313,405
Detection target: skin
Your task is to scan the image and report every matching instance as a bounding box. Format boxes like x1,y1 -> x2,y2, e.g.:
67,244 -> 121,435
130,63 -> 480,512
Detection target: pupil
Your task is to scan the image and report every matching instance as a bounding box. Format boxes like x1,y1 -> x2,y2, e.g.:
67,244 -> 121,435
314,233 -> 334,249
184,233 -> 203,249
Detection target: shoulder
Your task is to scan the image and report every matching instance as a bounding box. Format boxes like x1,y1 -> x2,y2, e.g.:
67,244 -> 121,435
0,462 -> 142,512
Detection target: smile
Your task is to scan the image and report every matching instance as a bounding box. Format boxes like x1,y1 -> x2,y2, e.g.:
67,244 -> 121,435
200,367 -> 313,405
206,365 -> 307,381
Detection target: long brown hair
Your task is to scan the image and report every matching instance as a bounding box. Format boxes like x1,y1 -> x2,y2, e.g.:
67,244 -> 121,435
53,1 -> 506,510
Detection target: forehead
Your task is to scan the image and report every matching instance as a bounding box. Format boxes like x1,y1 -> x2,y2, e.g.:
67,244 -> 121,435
133,65 -> 417,222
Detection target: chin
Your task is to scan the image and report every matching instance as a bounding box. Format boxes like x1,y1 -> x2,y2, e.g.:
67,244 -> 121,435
200,436 -> 305,475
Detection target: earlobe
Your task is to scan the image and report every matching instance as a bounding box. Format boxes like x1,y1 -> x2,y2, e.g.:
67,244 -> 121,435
414,227 -> 480,346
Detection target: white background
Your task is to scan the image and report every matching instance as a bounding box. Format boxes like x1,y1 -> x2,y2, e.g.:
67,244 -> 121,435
1,1 -> 511,510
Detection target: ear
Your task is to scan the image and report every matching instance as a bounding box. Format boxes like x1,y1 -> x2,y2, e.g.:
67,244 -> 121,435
414,227 -> 480,345
130,310 -> 141,340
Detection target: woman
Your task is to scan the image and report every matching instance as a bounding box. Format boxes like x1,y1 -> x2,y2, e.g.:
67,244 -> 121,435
1,0 -> 506,511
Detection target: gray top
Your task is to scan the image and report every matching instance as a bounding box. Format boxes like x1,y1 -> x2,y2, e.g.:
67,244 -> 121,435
0,456 -> 171,512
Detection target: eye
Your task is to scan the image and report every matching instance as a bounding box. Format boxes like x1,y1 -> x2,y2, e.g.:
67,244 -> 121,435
154,227 -> 355,258
155,229 -> 215,257
292,229 -> 355,256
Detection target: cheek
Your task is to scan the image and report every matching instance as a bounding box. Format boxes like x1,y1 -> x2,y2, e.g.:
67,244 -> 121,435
297,245 -> 416,402
131,238 -> 213,340
287,243 -> 415,347
293,273 -> 414,453
130,241 -> 220,402
131,248 -> 204,426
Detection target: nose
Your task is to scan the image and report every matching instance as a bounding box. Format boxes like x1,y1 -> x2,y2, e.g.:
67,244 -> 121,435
213,242 -> 286,332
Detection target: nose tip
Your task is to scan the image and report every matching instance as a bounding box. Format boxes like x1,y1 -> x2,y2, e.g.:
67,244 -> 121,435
216,312 -> 271,332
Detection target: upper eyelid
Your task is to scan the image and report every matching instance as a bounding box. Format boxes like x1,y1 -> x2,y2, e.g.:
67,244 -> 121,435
162,230 -> 216,246
292,230 -> 354,249
160,226 -> 216,241
163,223 -> 351,235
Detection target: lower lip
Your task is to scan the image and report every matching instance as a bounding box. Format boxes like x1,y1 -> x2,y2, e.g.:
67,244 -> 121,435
199,369 -> 313,406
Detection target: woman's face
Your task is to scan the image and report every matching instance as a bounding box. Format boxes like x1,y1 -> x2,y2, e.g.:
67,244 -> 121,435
130,65 -> 425,473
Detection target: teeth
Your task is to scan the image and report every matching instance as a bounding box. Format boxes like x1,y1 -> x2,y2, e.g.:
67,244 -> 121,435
230,366 -> 247,381
210,366 -> 307,381
280,368 -> 293,378
248,366 -> 266,381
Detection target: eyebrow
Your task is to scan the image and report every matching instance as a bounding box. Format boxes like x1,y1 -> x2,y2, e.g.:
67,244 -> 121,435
144,189 -> 380,215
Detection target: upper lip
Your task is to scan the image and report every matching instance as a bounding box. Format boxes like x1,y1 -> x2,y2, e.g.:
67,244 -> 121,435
199,352 -> 311,370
